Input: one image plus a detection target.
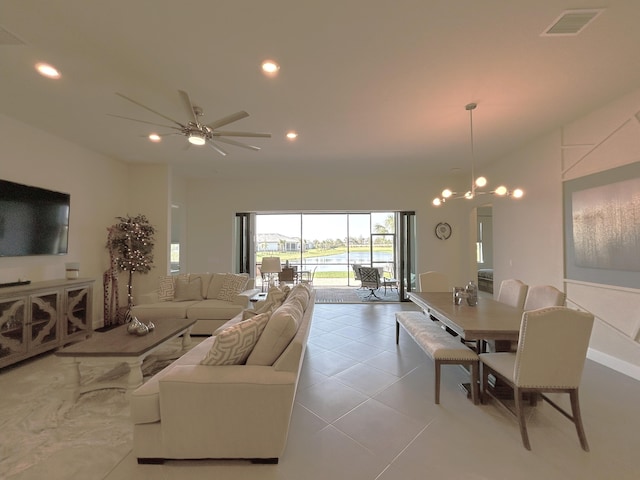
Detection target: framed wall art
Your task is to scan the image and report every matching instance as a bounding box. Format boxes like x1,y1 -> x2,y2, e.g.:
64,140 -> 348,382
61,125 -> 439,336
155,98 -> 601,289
563,161 -> 640,288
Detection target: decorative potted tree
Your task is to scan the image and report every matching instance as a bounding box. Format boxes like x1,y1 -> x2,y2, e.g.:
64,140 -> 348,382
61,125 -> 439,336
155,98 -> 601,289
104,214 -> 156,325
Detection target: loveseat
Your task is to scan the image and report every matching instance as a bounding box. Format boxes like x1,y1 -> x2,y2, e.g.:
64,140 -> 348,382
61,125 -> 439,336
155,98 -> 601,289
131,273 -> 260,335
130,283 -> 315,464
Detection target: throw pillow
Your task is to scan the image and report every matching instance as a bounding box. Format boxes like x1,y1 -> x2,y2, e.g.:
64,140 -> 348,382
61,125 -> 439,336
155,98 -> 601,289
174,275 -> 203,302
200,312 -> 270,365
158,275 -> 175,301
206,273 -> 227,299
216,273 -> 249,302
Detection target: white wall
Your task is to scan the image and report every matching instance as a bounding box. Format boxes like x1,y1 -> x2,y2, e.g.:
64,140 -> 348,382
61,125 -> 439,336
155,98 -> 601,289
184,174 -> 473,287
0,114 -> 129,327
484,87 -> 640,380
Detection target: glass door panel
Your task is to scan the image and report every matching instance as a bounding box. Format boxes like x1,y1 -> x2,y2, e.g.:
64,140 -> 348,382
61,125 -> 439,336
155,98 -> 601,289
31,292 -> 59,347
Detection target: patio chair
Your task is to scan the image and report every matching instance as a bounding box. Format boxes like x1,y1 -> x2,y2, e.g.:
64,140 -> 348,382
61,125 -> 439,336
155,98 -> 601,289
300,266 -> 316,285
352,264 -> 365,288
358,267 -> 381,300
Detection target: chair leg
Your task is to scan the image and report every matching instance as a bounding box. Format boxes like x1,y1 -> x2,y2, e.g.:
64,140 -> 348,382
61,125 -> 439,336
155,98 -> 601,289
481,363 -> 489,404
570,389 -> 590,452
514,387 -> 531,450
434,361 -> 441,404
395,320 -> 400,344
470,361 -> 479,405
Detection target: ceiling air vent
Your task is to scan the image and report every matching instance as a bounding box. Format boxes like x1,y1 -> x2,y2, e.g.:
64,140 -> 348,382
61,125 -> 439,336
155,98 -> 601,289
541,9 -> 604,36
0,25 -> 26,45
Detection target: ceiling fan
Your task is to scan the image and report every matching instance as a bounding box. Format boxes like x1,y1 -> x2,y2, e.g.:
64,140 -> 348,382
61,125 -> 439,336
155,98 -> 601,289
109,90 -> 271,156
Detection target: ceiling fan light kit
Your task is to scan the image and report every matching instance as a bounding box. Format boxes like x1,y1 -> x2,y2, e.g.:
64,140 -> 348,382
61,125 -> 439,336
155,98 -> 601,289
432,103 -> 524,207
110,90 -> 272,155
188,132 -> 206,146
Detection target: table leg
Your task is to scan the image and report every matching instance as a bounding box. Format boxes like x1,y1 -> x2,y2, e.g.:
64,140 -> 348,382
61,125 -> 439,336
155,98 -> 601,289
125,358 -> 144,391
182,328 -> 192,348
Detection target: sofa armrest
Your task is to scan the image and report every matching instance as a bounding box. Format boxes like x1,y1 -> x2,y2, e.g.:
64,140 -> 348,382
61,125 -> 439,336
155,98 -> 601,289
232,288 -> 260,307
157,365 -> 297,458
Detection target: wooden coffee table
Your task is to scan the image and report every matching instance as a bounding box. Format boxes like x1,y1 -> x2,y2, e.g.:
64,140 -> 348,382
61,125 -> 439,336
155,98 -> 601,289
55,318 -> 196,400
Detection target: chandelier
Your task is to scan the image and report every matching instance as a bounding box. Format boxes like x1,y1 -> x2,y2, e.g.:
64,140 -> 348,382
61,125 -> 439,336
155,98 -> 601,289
432,103 -> 523,206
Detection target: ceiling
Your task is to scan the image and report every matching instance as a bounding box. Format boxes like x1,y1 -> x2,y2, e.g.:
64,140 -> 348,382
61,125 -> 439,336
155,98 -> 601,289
2,1 -> 640,180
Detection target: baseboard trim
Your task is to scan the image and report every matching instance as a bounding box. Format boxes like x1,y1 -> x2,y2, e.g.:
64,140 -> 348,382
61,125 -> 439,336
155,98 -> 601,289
588,348 -> 640,382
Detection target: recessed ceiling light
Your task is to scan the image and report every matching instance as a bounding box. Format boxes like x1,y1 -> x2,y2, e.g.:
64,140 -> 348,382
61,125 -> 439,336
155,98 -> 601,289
261,60 -> 280,76
148,133 -> 161,142
286,131 -> 298,140
35,62 -> 61,79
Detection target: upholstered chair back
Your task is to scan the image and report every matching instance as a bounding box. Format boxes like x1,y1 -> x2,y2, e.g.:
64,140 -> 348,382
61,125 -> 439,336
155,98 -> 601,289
497,279 -> 528,309
514,307 -> 594,388
418,271 -> 449,292
523,284 -> 565,310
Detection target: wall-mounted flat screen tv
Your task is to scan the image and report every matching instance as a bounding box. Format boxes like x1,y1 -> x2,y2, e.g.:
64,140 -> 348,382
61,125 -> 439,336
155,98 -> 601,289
0,179 -> 70,256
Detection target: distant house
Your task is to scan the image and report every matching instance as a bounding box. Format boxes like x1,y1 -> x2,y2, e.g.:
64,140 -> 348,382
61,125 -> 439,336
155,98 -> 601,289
257,233 -> 304,252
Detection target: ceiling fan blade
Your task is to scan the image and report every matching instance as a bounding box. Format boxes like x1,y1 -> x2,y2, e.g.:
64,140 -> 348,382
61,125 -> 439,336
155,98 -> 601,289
206,139 -> 228,156
178,90 -> 199,124
211,130 -> 271,138
116,93 -> 186,128
107,113 -> 181,130
214,137 -> 261,151
206,111 -> 249,130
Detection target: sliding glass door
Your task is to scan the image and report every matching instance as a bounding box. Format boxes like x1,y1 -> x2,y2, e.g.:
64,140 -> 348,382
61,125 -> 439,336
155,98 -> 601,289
251,212 -> 399,289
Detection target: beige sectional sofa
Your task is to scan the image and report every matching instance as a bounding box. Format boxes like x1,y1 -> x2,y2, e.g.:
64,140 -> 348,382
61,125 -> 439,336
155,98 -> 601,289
131,272 -> 260,335
130,283 -> 315,464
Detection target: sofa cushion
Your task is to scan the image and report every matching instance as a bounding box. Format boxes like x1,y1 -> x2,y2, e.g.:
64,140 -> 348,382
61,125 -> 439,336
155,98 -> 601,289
200,312 -> 270,365
174,276 -> 203,301
131,300 -> 200,321
246,299 -> 303,366
286,283 -> 311,310
206,273 -> 227,299
216,273 -> 250,302
186,299 -> 245,321
189,273 -> 213,298
242,285 -> 288,320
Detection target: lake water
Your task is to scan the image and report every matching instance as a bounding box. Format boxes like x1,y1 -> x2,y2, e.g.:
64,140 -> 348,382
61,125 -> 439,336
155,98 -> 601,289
294,251 -> 393,273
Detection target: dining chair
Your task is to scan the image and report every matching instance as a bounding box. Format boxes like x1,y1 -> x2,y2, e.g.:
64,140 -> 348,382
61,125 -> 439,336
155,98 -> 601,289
358,267 -> 381,300
492,279 -> 529,352
479,306 -> 594,451
418,271 -> 449,292
523,284 -> 565,310
497,279 -> 528,309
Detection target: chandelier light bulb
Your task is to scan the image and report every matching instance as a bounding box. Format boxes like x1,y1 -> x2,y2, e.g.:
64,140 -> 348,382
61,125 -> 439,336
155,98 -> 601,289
431,103 -> 526,207
494,185 -> 508,196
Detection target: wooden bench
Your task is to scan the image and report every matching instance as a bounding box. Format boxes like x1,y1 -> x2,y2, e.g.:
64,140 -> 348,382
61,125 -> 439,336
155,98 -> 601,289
395,311 -> 479,404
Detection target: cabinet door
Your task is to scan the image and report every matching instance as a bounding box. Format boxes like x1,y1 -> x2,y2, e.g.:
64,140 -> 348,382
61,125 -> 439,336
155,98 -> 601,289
0,296 -> 27,364
30,291 -> 60,350
64,286 -> 91,338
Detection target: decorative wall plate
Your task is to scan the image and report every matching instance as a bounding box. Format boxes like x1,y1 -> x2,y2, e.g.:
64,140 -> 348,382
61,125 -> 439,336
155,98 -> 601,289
435,222 -> 452,240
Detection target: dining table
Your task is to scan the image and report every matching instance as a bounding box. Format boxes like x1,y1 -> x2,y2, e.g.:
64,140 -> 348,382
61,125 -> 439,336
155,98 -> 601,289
408,291 -> 525,400
407,291 -> 523,353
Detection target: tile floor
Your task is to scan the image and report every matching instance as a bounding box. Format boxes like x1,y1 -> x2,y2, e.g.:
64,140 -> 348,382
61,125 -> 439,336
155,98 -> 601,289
5,302 -> 635,479
101,302 -> 640,480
